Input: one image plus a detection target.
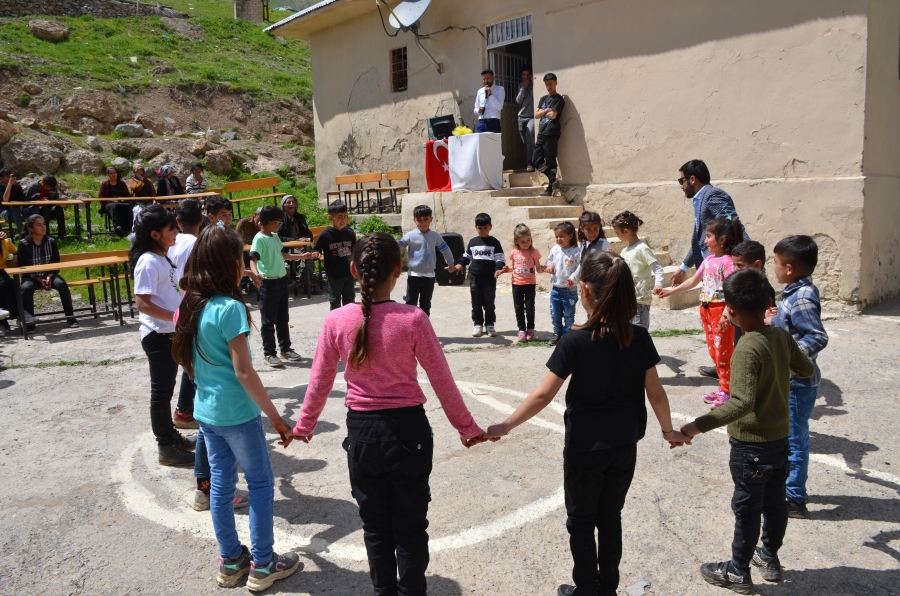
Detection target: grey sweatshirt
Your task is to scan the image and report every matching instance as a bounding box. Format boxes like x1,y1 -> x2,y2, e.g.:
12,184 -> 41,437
398,229 -> 454,278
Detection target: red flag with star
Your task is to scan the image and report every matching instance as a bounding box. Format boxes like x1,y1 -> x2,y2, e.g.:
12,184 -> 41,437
425,139 -> 451,192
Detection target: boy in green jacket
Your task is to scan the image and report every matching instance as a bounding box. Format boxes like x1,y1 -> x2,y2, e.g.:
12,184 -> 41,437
681,269 -> 814,594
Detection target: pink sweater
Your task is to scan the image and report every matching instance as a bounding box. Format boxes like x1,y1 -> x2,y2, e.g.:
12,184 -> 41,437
294,301 -> 483,439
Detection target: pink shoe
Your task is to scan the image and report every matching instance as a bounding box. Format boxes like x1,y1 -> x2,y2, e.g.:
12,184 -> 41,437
711,390 -> 731,408
703,391 -> 719,404
525,329 -> 535,341
517,330 -> 526,340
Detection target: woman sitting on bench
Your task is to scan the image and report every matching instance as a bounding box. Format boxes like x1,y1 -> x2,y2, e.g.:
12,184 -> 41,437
17,214 -> 77,328
155,165 -> 184,205
99,166 -> 133,236
185,162 -> 207,195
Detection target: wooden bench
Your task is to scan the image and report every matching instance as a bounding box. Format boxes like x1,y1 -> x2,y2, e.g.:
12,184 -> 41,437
366,169 -> 409,214
224,176 -> 284,219
59,250 -> 133,318
325,173 -> 384,213
325,174 -> 359,207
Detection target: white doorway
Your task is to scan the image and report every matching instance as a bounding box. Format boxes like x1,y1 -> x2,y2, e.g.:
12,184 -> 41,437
486,15 -> 533,170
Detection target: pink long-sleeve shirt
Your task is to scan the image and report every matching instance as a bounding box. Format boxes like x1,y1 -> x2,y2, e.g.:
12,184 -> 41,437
294,301 -> 483,439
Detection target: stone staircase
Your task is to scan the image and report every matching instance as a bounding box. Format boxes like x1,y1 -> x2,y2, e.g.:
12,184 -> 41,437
495,171 -> 701,310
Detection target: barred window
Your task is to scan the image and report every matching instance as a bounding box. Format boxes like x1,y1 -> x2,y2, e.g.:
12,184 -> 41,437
390,47 -> 408,93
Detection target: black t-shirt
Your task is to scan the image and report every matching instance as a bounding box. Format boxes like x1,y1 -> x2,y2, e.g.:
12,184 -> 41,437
1,182 -> 25,204
546,325 -> 660,456
314,226 -> 356,279
537,93 -> 565,136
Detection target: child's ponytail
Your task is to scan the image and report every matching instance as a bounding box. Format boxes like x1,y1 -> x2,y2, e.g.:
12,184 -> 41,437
348,232 -> 401,370
575,251 -> 637,349
130,204 -> 177,269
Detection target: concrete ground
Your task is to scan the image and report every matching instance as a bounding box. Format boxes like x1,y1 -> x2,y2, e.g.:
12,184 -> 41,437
0,274 -> 898,595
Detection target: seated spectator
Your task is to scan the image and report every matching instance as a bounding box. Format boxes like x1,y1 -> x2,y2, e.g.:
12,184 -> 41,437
99,166 -> 133,236
23,175 -> 65,237
0,167 -> 24,232
17,214 -> 77,328
129,164 -> 156,200
0,229 -> 19,336
185,162 -> 207,195
278,194 -> 312,241
155,165 -> 184,200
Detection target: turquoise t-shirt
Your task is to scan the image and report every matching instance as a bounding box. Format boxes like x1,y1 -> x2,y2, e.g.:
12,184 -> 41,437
192,295 -> 261,426
250,231 -> 286,279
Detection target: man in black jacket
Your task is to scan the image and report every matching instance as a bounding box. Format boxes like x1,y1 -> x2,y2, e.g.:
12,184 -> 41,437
533,73 -> 566,197
23,175 -> 65,236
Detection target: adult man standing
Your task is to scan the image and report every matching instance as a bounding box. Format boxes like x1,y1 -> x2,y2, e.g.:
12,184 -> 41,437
534,73 -> 565,197
474,69 -> 505,133
516,66 -> 535,171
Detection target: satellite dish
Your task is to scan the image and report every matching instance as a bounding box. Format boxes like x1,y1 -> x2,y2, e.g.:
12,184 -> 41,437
387,0 -> 431,30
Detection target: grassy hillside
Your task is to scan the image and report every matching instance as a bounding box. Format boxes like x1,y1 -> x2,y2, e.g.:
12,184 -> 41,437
0,0 -> 311,99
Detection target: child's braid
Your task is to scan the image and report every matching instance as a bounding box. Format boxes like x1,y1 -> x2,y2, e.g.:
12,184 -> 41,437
348,233 -> 401,369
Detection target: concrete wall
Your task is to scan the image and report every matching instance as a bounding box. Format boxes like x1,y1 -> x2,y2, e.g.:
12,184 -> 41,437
307,0 -> 875,305
859,0 -> 900,307
235,0 -> 264,23
0,0 -> 184,18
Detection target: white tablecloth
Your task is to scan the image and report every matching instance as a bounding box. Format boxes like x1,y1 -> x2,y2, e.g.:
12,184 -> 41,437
448,133 -> 504,191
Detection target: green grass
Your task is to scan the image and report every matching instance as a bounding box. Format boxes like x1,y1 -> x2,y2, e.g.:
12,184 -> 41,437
649,328 -> 703,338
0,0 -> 311,98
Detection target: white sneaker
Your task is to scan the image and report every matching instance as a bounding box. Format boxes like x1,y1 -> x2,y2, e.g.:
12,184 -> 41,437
486,325 -> 497,337
471,325 -> 483,337
0,309 -> 8,321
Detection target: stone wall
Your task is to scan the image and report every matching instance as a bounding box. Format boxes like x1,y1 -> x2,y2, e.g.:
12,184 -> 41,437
0,0 -> 186,19
234,0 -> 263,23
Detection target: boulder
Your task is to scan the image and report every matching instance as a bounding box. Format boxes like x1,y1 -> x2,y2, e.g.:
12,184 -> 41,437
278,123 -> 294,135
110,157 -> 131,173
234,109 -> 248,123
148,152 -> 192,175
164,117 -> 176,125
292,115 -> 311,133
139,145 -> 164,160
23,83 -> 43,95
142,129 -> 154,138
297,133 -> 314,147
1,137 -> 62,173
62,92 -> 133,125
0,120 -> 18,147
85,136 -> 102,151
19,118 -> 37,129
173,130 -> 188,138
293,161 -> 315,174
28,20 -> 69,43
221,131 -> 238,141
65,150 -> 103,174
111,140 -> 138,156
206,129 -> 221,144
78,117 -> 106,135
114,123 -> 144,138
189,140 -> 214,156
204,150 -> 233,175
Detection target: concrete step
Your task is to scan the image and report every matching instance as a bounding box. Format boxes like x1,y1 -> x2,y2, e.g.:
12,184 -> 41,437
507,196 -> 568,207
504,170 -> 543,188
653,286 -> 702,310
655,251 -> 673,266
530,218 -> 581,231
490,186 -> 544,198
526,205 -> 585,219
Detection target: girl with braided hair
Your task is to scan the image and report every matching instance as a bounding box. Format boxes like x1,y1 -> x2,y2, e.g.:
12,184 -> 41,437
611,210 -> 664,329
293,232 -> 489,596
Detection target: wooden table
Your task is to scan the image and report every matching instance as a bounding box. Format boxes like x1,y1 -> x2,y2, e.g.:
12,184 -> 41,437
7,255 -> 130,339
243,240 -> 317,298
81,191 -> 223,239
3,200 -> 85,238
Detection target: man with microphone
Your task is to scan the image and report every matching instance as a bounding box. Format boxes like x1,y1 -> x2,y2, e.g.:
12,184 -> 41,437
474,69 -> 505,133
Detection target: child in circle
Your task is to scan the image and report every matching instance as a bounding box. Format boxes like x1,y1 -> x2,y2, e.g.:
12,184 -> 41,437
485,250 -> 690,596
500,223 -> 542,340
611,211 -> 664,329
172,226 -> 299,591
543,221 -> 581,345
293,232 -> 488,596
577,210 -> 611,257
657,216 -> 743,407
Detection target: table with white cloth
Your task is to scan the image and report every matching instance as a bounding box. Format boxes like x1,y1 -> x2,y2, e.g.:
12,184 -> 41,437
448,133 -> 505,191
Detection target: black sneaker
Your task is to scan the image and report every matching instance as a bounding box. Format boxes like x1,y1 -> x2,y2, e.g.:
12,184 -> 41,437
700,561 -> 755,594
158,442 -> 195,467
540,185 -> 554,197
698,366 -> 719,379
247,551 -> 302,592
217,545 -> 252,587
787,498 -> 809,519
172,432 -> 197,451
549,333 -> 560,346
557,585 -> 576,596
751,547 -> 783,582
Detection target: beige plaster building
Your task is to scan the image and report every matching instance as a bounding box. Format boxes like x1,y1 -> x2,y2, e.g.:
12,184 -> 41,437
268,0 -> 900,308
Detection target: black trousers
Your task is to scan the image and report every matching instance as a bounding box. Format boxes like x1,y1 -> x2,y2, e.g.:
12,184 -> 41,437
104,202 -> 135,233
533,132 -> 560,184
21,274 -> 75,320
404,276 -> 435,316
344,406 -> 433,596
140,331 -> 179,446
259,277 -> 292,357
512,284 -> 536,331
0,269 -> 18,319
41,205 -> 66,236
328,275 -> 356,310
564,444 -> 637,596
469,274 -> 497,326
729,437 -> 790,572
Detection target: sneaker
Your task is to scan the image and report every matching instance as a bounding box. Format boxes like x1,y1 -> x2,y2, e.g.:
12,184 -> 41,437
787,498 -> 809,519
704,389 -> 730,405
486,325 -> 497,337
472,325 -> 483,337
549,333 -> 560,346
264,355 -> 284,368
0,309 -> 8,321
751,547 -> 783,582
526,165 -> 535,172
698,366 -> 720,379
517,330 -> 526,340
247,551 -> 302,592
700,561 -> 755,594
525,329 -> 535,341
279,349 -> 302,361
173,409 -> 199,429
217,545 -> 252,587
158,442 -> 195,467
557,586 -> 576,596
66,319 -> 79,328
540,185 -> 554,197
172,431 -> 197,451
23,312 -> 37,325
711,391 -> 731,408
193,489 -> 250,512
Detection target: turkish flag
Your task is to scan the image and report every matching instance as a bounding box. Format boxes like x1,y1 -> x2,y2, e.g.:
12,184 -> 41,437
425,139 -> 451,192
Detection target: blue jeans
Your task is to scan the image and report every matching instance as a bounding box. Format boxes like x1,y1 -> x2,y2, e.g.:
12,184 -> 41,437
200,416 -> 275,566
1,207 -> 22,231
550,286 -> 578,336
786,386 -> 819,503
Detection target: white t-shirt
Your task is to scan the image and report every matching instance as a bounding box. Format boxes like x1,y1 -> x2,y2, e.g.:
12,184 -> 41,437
134,252 -> 181,338
168,233 -> 196,286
